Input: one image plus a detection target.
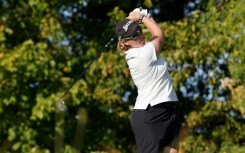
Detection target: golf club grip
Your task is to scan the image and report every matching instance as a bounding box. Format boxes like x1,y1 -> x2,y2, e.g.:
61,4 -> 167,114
137,0 -> 143,8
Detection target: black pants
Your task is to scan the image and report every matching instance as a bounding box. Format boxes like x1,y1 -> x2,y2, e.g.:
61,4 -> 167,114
131,102 -> 181,153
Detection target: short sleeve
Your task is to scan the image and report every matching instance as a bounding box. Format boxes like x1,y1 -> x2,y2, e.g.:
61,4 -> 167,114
139,42 -> 158,64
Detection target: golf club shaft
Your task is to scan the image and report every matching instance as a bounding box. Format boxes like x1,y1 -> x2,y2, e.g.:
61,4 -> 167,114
60,35 -> 117,99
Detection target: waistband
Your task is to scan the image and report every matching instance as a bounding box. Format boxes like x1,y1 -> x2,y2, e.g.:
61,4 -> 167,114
134,101 -> 178,111
150,101 -> 178,109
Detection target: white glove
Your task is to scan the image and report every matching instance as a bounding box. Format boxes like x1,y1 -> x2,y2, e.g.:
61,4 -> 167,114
133,8 -> 141,13
133,8 -> 151,18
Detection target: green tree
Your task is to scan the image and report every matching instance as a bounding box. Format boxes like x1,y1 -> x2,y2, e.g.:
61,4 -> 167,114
159,0 -> 245,152
1,0 -> 244,153
0,0 -> 151,152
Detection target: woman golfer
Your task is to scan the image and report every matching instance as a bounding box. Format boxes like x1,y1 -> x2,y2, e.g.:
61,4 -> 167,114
115,10 -> 181,153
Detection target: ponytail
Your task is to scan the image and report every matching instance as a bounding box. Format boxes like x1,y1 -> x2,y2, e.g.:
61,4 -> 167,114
117,40 -> 130,55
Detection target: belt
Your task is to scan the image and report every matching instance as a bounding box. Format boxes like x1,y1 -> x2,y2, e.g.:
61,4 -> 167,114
148,102 -> 178,109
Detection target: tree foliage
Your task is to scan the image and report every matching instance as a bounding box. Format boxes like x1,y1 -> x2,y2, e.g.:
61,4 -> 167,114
0,0 -> 244,153
159,0 -> 245,152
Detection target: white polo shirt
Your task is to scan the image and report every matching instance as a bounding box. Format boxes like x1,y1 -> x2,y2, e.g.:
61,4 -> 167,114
125,42 -> 178,109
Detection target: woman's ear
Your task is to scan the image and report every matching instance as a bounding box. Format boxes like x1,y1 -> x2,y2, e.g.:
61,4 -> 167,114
124,40 -> 130,46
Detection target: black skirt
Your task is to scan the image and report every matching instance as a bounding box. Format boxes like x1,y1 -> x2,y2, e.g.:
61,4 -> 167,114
131,102 -> 181,153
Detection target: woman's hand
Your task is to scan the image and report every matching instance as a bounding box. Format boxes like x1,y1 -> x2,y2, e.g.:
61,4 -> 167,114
127,12 -> 142,23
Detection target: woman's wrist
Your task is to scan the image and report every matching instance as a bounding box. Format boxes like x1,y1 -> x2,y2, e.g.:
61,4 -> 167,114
139,14 -> 145,23
147,13 -> 151,18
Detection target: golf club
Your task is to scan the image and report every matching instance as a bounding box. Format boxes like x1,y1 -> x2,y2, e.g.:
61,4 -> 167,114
56,35 -> 117,112
56,0 -> 144,113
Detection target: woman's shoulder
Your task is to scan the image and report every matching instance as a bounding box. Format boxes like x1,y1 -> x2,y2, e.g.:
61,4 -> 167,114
145,42 -> 154,48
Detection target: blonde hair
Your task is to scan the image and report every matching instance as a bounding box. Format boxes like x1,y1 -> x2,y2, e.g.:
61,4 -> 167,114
117,40 -> 131,55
